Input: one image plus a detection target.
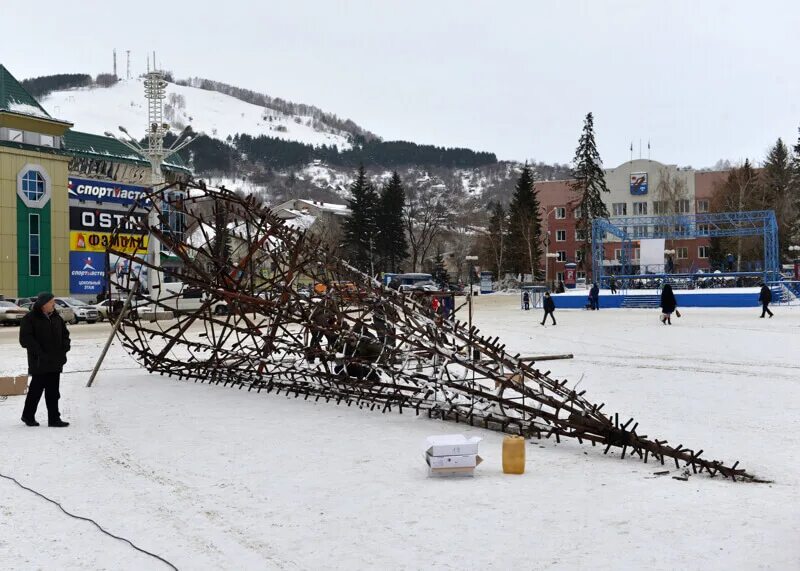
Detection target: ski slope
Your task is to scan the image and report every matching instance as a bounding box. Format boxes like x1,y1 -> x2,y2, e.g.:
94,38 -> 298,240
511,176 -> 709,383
41,78 -> 352,149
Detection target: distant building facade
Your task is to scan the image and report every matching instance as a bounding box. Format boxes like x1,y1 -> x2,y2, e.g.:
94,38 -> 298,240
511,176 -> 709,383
0,64 -> 190,298
537,159 -> 728,283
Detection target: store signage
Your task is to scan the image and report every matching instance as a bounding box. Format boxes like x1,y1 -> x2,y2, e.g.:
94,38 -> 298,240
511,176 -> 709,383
68,177 -> 151,206
69,252 -> 105,295
69,231 -> 148,254
69,206 -> 147,235
630,172 -> 648,195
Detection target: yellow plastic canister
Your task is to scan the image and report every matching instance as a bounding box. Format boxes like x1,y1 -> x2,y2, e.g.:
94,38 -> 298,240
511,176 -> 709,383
502,435 -> 526,474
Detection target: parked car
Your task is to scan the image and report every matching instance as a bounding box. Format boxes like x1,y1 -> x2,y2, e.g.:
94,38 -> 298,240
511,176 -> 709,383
91,298 -> 148,321
20,301 -> 76,324
0,301 -> 29,325
54,297 -> 99,324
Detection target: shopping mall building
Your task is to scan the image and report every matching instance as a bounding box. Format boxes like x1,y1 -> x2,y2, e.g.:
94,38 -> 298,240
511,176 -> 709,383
536,159 -> 728,283
0,64 -> 190,298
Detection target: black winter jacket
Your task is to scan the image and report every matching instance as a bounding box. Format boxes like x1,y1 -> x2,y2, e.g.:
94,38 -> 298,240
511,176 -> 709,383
660,289 -> 677,313
19,309 -> 71,375
759,285 -> 772,304
543,297 -> 556,312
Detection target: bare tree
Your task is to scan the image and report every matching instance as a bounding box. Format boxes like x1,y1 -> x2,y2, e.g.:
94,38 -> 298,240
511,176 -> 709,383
710,160 -> 761,270
404,179 -> 450,272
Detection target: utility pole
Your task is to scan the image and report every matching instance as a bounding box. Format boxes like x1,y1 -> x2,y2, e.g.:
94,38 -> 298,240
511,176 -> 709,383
113,49 -> 117,78
126,50 -> 131,79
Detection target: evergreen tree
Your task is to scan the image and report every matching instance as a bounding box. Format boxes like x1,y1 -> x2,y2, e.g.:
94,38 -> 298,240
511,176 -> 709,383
789,128 -> 800,251
569,112 -> 610,270
342,165 -> 380,273
761,138 -> 794,261
432,248 -> 450,288
377,171 -> 409,272
506,164 -> 543,280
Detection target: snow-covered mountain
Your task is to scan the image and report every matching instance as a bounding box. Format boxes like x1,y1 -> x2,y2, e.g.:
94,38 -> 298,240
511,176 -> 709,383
41,77 -> 352,149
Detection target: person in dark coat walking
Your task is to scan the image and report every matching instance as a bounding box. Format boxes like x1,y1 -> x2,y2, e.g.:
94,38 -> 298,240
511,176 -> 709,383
589,283 -> 600,310
19,293 -> 71,427
541,292 -> 556,326
659,284 -> 677,325
522,291 -> 530,310
758,283 -> 773,318
609,276 -> 617,294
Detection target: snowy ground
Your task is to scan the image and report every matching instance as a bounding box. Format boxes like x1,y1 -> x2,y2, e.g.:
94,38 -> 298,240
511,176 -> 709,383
1,299 -> 798,570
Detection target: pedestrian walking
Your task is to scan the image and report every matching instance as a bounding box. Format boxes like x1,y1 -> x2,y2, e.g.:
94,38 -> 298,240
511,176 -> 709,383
758,283 -> 774,318
541,292 -> 556,326
522,291 -> 530,310
19,293 -> 71,427
659,284 -> 677,325
609,276 -> 617,294
589,283 -> 600,310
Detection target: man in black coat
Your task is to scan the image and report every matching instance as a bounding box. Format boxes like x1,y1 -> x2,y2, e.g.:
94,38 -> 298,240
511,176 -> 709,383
589,283 -> 600,310
541,292 -> 556,326
19,292 -> 71,427
758,283 -> 774,318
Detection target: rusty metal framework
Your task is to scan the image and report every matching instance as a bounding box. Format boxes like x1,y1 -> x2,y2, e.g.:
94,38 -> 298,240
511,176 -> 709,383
105,181 -> 767,483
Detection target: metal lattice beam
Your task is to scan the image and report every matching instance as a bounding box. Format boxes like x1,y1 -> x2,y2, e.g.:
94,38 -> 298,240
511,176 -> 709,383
105,182 -> 769,483
592,210 -> 780,282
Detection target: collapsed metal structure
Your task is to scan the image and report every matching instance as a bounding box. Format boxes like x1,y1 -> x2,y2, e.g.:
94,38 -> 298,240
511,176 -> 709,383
107,181 -> 767,483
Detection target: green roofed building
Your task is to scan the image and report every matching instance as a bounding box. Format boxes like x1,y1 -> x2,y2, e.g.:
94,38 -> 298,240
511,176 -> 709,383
0,64 -> 191,298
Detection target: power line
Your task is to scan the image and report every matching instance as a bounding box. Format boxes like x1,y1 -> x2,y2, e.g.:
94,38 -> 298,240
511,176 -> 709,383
0,471 -> 178,570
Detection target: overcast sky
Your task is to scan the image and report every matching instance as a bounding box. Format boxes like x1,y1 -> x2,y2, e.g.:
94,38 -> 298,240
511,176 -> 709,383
3,0 -> 799,168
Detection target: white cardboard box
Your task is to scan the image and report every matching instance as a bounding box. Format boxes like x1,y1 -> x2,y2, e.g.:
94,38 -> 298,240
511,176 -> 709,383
425,452 -> 483,469
427,466 -> 477,478
425,434 -> 481,457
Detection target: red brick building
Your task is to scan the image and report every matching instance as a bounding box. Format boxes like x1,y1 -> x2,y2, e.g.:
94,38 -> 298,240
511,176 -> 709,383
537,159 -> 728,283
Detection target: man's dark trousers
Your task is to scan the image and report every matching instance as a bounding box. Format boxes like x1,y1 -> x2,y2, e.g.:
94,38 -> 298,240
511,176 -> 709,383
761,303 -> 773,318
22,372 -> 61,422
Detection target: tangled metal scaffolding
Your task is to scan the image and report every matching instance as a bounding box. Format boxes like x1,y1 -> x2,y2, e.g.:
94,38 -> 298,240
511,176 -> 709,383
105,181 -> 767,483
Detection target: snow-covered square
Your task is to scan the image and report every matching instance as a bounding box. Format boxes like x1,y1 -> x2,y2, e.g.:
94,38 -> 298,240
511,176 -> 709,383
1,296 -> 798,570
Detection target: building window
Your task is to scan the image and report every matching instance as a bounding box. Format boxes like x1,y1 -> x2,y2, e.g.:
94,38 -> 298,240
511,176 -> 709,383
39,134 -> 54,147
573,206 -> 582,219
676,247 -> 688,259
29,214 -> 41,276
556,230 -> 566,242
653,201 -> 668,215
612,202 -> 627,216
698,246 -> 709,259
675,199 -> 690,213
697,199 -> 709,213
575,229 -> 587,241
161,192 -> 186,242
556,251 -> 567,262
575,250 -> 584,262
633,226 -> 646,238
576,271 -> 586,280
16,164 -> 51,209
633,248 -> 641,260
614,248 -> 623,261
556,272 -> 564,282
21,170 -> 46,201
555,207 -> 566,219
7,128 -> 23,143
633,202 -> 648,215
698,224 -> 710,236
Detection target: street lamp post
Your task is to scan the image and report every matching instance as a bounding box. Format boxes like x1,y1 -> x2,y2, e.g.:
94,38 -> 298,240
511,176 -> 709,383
465,255 -> 478,361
